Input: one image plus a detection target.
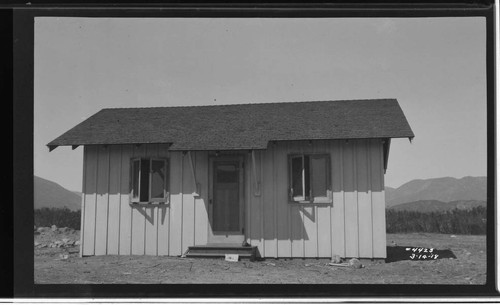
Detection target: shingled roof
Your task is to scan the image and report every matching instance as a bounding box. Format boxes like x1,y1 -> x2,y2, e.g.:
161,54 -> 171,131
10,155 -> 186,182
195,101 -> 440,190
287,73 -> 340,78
47,99 -> 414,151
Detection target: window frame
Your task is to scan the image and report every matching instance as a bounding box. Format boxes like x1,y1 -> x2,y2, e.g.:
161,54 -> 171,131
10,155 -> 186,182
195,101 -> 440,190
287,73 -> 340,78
288,153 -> 332,204
129,157 -> 169,204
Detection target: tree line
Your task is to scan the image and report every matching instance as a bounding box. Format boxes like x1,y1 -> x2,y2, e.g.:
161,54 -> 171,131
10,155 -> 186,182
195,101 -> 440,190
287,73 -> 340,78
35,205 -> 487,234
34,207 -> 81,230
386,206 -> 486,235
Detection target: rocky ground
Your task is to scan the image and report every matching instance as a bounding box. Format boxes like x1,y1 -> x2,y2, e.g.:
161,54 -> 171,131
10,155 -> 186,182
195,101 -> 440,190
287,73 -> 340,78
34,228 -> 487,284
35,225 -> 80,249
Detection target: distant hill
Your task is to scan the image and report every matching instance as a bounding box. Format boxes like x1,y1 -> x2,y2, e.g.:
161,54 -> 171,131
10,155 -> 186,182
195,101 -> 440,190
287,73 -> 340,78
34,176 -> 81,211
385,186 -> 396,203
388,199 -> 486,212
385,176 -> 486,208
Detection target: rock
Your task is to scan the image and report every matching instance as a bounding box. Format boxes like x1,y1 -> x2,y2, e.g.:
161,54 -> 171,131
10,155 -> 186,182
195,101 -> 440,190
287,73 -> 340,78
37,227 -> 48,233
39,243 -> 47,248
51,225 -> 58,231
348,258 -> 363,269
61,239 -> 75,247
34,241 -> 40,247
331,255 -> 342,264
75,240 -> 81,246
58,227 -> 72,233
450,235 -> 457,238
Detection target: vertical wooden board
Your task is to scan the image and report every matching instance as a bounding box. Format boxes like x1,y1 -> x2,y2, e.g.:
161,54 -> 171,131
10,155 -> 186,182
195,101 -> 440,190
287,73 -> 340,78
262,148 -> 276,257
371,140 -> 387,258
249,151 -> 262,249
371,191 -> 386,257
82,146 -> 98,256
271,145 -> 278,258
290,204 -> 303,257
182,154 -> 195,251
94,146 -> 110,255
343,142 -> 358,258
131,209 -> 145,255
144,144 -> 159,255
288,141 -> 305,258
131,145 -> 147,255
313,140 -> 331,257
119,145 -> 133,255
157,205 -> 169,255
276,144 -> 291,257
144,207 -> 158,255
369,140 -> 383,192
194,151 -> 209,246
317,205 -> 331,257
157,144 -> 170,255
168,152 -> 183,256
331,141 -> 345,257
356,140 -> 369,192
356,140 -> 373,258
107,145 -> 122,255
357,189 -> 373,258
302,205 -> 317,257
79,147 -> 87,257
245,153 -> 252,245
258,151 -> 265,256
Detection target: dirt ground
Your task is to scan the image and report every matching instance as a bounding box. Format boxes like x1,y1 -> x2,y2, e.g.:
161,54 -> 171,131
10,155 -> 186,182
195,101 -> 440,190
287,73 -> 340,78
34,228 -> 486,284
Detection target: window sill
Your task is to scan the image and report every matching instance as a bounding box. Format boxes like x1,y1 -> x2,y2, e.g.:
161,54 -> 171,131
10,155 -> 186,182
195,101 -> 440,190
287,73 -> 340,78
288,199 -> 332,205
129,202 -> 168,206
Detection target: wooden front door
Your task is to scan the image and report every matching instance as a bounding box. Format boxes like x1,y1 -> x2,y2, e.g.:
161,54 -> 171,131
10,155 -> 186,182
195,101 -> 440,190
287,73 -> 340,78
208,156 -> 245,244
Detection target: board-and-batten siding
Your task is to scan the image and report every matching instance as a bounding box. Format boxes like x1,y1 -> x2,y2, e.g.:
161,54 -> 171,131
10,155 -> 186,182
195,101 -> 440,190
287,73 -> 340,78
80,139 -> 386,258
246,139 -> 386,258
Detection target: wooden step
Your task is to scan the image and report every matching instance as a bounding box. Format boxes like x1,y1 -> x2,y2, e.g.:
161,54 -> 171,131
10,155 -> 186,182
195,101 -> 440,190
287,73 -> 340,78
185,252 -> 254,258
185,244 -> 257,261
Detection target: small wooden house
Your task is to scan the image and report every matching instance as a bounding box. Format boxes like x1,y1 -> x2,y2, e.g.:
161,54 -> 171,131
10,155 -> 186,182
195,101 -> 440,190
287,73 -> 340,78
47,99 -> 414,259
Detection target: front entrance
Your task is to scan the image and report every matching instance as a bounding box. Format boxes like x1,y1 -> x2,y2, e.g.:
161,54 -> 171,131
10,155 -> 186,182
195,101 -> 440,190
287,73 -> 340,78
208,155 -> 245,244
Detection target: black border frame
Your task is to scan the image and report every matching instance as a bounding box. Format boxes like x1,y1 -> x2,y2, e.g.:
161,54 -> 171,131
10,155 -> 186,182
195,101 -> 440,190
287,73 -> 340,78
10,0 -> 497,299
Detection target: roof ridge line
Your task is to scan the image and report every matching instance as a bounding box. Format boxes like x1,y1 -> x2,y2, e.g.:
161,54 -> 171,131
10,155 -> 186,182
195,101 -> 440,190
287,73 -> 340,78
101,98 -> 398,110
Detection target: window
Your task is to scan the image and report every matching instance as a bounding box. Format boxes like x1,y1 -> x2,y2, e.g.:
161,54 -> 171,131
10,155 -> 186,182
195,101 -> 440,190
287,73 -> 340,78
289,154 -> 331,203
130,158 -> 169,203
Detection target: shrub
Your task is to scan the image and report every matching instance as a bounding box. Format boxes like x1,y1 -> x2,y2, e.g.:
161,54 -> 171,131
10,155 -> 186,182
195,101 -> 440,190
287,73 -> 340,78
34,207 -> 81,230
386,206 -> 486,235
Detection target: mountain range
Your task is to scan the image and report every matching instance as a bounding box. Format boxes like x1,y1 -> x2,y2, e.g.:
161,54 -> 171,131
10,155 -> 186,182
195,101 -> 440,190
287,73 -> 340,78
386,176 -> 486,208
34,176 -> 81,211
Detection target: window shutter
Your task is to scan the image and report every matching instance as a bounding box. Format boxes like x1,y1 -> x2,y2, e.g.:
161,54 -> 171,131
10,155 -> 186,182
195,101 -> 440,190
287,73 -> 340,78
311,155 -> 328,198
291,155 -> 305,201
150,158 -> 167,201
139,158 -> 150,202
131,159 -> 140,202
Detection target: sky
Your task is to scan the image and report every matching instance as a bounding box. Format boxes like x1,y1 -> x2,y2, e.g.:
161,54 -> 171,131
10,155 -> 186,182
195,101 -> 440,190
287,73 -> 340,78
34,17 -> 487,191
